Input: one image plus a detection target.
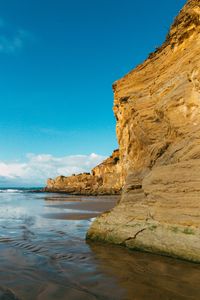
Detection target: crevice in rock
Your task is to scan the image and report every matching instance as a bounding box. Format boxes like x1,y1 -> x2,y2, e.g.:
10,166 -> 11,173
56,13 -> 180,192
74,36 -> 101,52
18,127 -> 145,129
123,228 -> 147,244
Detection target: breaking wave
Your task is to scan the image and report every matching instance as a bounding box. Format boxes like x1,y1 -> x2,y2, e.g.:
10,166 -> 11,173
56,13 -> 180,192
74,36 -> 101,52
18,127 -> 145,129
0,189 -> 23,193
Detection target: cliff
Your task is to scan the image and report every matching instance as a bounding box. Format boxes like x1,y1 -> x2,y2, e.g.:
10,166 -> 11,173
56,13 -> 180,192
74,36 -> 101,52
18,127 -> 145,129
45,149 -> 123,195
87,0 -> 200,262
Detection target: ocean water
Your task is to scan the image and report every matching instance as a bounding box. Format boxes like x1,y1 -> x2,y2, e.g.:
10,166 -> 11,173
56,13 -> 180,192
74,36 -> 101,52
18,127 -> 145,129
0,189 -> 200,300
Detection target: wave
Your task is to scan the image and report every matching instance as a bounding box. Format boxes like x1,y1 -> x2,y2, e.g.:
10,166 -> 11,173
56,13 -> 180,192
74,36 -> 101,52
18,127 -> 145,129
0,189 -> 23,193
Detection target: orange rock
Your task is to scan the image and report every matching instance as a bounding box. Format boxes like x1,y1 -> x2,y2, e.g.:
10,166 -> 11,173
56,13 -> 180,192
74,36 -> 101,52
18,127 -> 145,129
45,150 -> 122,195
87,0 -> 200,262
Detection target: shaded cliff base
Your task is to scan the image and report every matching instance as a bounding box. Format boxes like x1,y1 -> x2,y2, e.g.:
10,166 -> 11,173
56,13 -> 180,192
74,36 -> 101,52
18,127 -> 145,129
44,150 -> 123,195
87,202 -> 200,263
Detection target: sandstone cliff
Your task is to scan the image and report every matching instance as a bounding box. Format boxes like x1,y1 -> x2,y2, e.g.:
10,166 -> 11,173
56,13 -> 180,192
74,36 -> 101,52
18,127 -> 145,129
45,150 -> 123,195
87,0 -> 200,262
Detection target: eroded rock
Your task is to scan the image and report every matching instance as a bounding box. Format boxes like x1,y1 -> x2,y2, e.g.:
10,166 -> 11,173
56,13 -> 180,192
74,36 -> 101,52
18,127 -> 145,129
45,150 -> 123,195
87,0 -> 200,262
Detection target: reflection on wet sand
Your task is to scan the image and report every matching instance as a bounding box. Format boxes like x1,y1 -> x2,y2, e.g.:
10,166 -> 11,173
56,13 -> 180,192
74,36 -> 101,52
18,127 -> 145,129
0,192 -> 200,300
88,241 -> 200,300
43,212 -> 100,220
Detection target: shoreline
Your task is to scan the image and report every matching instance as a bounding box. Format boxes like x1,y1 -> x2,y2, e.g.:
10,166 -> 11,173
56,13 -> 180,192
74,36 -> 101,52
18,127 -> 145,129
43,194 -> 119,221
40,188 -> 121,196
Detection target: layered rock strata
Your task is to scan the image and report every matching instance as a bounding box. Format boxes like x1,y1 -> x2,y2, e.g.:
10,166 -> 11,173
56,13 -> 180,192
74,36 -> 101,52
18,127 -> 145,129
87,0 -> 200,262
45,150 -> 123,195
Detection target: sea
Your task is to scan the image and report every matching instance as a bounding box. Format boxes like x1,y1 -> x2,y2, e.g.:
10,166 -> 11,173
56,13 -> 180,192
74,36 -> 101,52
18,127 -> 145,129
0,188 -> 200,300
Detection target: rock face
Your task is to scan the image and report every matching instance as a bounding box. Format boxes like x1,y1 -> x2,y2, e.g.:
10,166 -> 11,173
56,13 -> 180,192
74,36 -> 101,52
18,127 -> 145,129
87,0 -> 200,262
45,150 -> 123,195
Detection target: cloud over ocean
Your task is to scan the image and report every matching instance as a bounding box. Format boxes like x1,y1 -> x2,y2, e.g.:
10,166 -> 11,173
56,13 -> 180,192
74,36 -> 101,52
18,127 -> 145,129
0,153 -> 106,187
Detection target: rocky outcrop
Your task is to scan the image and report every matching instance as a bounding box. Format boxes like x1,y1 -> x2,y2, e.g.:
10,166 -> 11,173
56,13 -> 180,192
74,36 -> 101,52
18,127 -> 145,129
87,0 -> 200,262
45,150 -> 123,195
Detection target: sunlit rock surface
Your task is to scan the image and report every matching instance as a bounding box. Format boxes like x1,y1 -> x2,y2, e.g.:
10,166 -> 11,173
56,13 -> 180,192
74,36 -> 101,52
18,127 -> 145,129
87,0 -> 200,262
45,150 -> 123,195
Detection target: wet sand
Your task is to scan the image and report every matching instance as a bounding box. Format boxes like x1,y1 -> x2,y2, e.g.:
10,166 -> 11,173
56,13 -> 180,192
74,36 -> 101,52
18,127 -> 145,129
43,212 -> 100,220
0,191 -> 200,300
44,195 -> 119,220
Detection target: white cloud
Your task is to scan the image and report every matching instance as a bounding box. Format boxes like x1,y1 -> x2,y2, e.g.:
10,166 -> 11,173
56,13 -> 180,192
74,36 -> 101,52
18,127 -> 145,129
0,17 -> 32,54
0,153 -> 106,187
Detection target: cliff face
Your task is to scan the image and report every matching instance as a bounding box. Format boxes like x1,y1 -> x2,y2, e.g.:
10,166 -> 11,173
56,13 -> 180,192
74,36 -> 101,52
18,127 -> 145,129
87,0 -> 200,262
45,150 -> 123,195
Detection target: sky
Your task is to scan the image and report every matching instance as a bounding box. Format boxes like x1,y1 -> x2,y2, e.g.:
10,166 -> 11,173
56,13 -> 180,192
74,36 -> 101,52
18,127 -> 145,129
0,0 -> 186,187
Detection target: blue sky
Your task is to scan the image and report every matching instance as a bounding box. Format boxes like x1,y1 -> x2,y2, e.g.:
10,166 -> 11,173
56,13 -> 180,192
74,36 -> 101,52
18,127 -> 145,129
0,0 -> 186,186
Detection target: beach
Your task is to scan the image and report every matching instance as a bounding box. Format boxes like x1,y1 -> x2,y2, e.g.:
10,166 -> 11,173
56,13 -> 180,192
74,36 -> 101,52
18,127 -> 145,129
0,190 -> 200,300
